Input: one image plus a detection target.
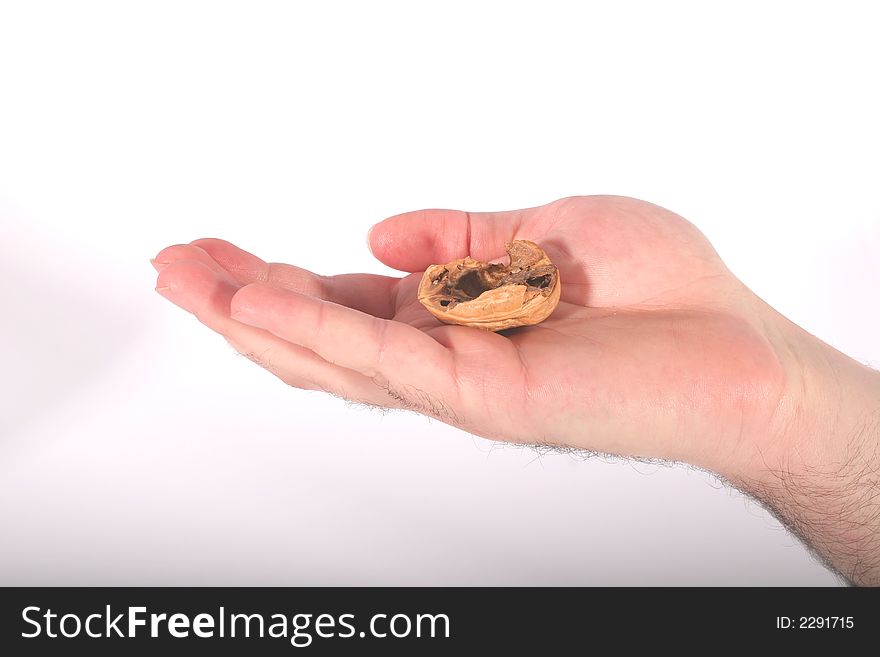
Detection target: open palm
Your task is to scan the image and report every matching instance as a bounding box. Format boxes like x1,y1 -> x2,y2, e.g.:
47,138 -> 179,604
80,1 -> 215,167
154,196 -> 788,476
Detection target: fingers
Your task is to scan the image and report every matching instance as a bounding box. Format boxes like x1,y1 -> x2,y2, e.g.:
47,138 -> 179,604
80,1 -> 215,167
154,259 -> 407,408
154,258 -> 239,328
366,204 -> 559,272
230,282 -> 464,423
188,238 -> 400,319
223,333 -> 402,406
154,240 -> 399,318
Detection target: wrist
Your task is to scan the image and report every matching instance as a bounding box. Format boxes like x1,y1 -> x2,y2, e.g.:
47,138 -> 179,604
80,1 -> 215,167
728,305 -> 880,584
749,308 -> 879,483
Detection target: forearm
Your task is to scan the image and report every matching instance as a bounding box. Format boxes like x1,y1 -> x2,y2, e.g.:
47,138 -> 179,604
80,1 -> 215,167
733,310 -> 880,585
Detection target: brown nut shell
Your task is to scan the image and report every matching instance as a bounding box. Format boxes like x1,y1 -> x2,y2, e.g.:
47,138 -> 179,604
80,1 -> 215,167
417,240 -> 561,331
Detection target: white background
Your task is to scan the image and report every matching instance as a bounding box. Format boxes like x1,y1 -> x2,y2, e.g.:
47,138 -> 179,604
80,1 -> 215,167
1,1 -> 877,584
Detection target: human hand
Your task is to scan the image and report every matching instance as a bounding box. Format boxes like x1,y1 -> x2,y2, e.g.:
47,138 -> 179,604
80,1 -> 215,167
153,195 -> 880,584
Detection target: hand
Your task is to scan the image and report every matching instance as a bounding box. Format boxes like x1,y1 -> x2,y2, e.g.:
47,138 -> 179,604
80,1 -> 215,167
153,195 -> 880,584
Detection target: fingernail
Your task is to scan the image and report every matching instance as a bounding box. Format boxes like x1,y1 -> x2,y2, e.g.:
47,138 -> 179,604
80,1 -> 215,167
155,284 -> 172,296
366,225 -> 375,257
150,258 -> 169,272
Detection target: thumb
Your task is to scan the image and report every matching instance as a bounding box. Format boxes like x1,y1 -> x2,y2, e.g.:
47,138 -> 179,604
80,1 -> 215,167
366,207 -> 532,273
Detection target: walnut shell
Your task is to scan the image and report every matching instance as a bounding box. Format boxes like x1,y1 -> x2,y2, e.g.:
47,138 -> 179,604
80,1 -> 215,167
417,240 -> 561,331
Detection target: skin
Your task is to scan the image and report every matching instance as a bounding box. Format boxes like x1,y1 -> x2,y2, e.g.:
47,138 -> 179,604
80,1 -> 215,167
153,195 -> 880,585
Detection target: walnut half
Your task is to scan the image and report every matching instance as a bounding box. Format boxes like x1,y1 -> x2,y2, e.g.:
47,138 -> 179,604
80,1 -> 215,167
417,240 -> 561,331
